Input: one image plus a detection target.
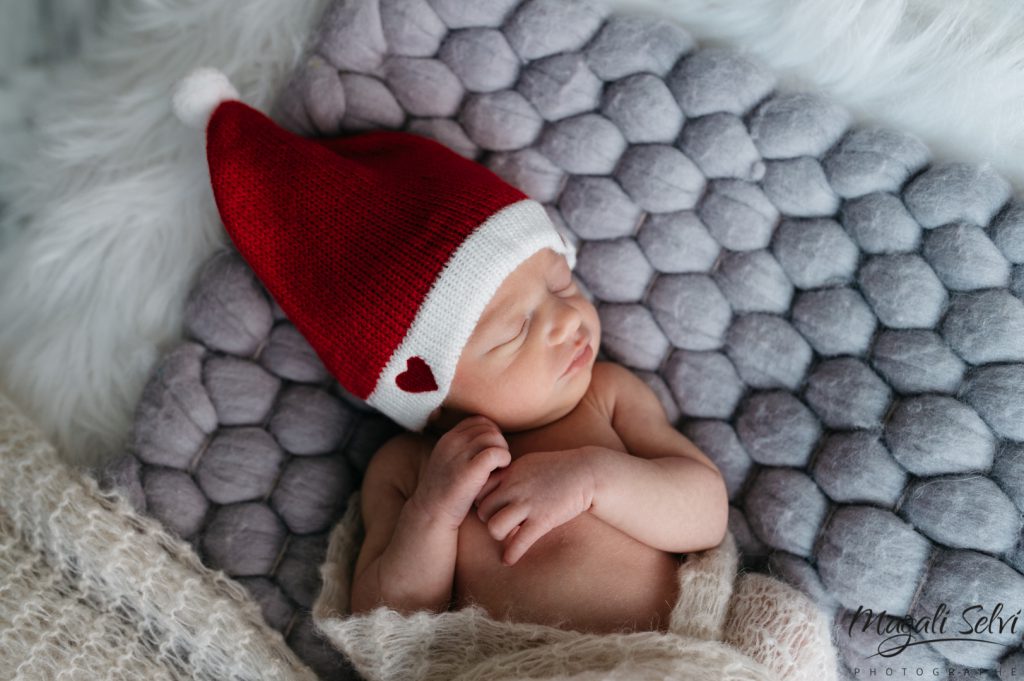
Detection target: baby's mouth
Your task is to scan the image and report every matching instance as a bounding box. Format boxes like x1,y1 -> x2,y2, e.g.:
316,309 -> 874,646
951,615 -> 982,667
560,332 -> 591,378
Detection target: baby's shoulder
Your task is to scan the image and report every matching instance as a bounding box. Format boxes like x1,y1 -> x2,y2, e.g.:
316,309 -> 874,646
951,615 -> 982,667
364,431 -> 432,497
586,361 -> 633,414
589,360 -> 638,396
587,360 -> 665,421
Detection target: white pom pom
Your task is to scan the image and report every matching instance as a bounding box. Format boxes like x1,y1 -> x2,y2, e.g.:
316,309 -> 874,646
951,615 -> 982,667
172,67 -> 240,128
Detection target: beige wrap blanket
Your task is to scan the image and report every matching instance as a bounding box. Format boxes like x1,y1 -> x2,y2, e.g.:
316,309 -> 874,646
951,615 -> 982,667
0,390 -> 315,680
313,492 -> 841,680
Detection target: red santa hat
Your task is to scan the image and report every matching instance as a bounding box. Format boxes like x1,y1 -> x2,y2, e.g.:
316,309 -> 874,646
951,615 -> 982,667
173,68 -> 576,432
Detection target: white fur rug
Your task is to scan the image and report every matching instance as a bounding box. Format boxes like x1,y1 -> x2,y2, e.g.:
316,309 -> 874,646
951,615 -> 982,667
1,0 -> 1022,468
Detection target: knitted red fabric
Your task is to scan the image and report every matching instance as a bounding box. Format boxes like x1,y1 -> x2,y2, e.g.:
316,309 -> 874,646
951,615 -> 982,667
206,101 -> 527,399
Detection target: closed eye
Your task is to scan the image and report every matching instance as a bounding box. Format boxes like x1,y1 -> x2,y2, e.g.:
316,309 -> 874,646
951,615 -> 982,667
501,316 -> 529,347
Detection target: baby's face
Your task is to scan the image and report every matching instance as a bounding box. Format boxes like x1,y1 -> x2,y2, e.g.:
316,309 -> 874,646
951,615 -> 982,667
432,248 -> 600,433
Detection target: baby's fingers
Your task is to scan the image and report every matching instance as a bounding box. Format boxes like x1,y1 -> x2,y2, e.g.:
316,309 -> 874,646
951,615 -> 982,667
502,519 -> 548,566
474,470 -> 505,510
486,503 -> 528,543
469,446 -> 511,479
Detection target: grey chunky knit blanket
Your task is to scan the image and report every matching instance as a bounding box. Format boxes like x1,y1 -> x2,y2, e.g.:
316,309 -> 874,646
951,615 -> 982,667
102,0 -> 1024,677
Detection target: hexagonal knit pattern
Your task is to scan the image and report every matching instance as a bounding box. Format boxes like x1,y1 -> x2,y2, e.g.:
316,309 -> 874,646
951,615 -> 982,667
103,0 -> 1024,677
100,250 -> 396,679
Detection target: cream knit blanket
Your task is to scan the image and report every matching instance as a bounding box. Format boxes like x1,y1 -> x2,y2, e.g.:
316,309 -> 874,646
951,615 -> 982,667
313,492 -> 841,681
0,390 -> 315,681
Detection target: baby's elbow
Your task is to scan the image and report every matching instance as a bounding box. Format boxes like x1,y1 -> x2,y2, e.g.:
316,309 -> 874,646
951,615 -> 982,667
349,583 -> 377,616
350,580 -> 449,617
349,589 -> 422,617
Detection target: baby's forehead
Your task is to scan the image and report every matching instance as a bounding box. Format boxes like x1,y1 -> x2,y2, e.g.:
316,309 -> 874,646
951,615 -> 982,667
473,250 -> 570,328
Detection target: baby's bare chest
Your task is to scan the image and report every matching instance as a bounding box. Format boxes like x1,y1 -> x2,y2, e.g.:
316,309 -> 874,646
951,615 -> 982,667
447,387 -> 681,633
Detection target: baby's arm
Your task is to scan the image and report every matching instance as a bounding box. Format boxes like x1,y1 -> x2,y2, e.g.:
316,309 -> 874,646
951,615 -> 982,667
587,362 -> 729,553
349,433 -> 458,614
474,364 -> 727,564
350,417 -> 511,615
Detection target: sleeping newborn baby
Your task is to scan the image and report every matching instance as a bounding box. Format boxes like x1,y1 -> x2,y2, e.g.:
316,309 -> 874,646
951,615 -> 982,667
349,247 -> 729,634
175,66 -> 838,679
172,67 -> 727,637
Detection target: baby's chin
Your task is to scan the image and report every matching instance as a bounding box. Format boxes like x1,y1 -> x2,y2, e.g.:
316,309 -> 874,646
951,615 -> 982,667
428,367 -> 594,434
500,377 -> 593,432
507,408 -> 573,432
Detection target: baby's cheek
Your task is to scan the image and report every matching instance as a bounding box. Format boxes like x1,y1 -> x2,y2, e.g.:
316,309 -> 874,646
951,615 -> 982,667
586,305 -> 602,343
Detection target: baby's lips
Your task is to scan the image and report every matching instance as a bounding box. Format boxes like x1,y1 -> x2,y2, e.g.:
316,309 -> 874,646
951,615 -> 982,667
560,332 -> 590,377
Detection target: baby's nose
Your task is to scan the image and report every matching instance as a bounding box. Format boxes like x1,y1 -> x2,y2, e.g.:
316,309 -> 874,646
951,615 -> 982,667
548,299 -> 583,345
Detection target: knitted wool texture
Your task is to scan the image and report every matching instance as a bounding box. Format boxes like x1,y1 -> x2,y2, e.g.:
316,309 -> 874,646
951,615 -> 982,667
208,105 -> 526,400
311,492 -> 840,681
107,0 -> 1024,675
268,0 -> 1024,672
0,389 -> 315,681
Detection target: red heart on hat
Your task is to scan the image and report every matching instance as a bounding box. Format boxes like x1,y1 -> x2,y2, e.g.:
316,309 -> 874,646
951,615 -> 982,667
395,356 -> 438,393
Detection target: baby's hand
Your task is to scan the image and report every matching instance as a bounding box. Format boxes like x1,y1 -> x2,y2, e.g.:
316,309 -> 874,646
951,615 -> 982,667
410,415 -> 512,531
475,448 -> 596,566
